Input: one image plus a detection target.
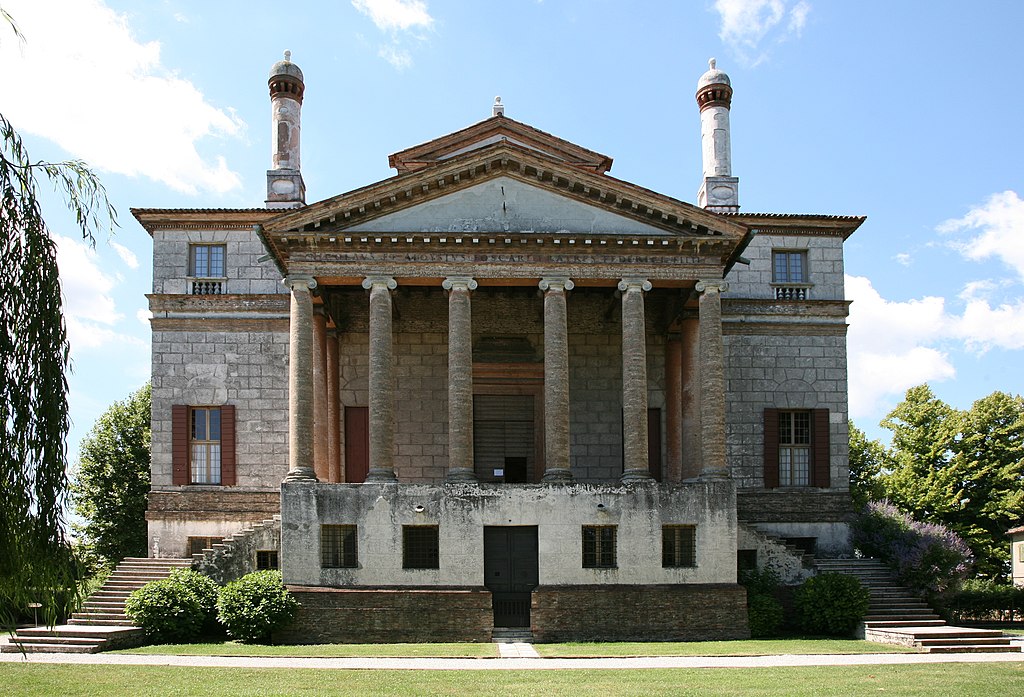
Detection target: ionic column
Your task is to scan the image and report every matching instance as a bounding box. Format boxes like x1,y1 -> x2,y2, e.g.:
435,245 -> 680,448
283,275 -> 318,482
540,277 -> 574,482
444,276 -> 478,482
312,307 -> 329,482
619,278 -> 653,482
362,276 -> 398,482
665,334 -> 683,482
326,329 -> 341,483
696,280 -> 729,478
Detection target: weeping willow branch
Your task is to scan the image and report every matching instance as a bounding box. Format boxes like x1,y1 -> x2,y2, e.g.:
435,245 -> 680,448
0,112 -> 117,630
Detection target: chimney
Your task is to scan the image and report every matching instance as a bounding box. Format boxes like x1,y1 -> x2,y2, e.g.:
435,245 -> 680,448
696,58 -> 739,213
266,50 -> 306,209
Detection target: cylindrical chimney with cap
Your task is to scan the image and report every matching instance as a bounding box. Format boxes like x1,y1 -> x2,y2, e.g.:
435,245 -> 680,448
266,50 -> 306,209
696,58 -> 739,213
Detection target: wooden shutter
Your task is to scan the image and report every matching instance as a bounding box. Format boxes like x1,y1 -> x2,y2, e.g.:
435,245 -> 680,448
763,408 -> 780,489
220,405 -> 236,486
172,405 -> 189,485
812,408 -> 830,487
344,406 -> 369,483
648,407 -> 662,482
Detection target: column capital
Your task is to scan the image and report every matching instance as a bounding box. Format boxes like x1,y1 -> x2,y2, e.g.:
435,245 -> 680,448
695,279 -> 729,295
362,275 -> 398,291
618,277 -> 652,293
442,276 -> 478,292
283,275 -> 317,291
539,277 -> 574,292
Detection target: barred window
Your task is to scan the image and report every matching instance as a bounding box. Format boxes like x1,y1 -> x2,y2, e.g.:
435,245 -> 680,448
321,525 -> 358,568
256,550 -> 279,570
582,525 -> 617,569
190,407 -> 221,484
662,525 -> 697,568
779,411 -> 811,486
187,536 -> 223,557
190,244 -> 225,278
402,526 -> 439,569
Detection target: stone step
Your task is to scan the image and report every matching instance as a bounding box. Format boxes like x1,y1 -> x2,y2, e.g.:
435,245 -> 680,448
1,641 -> 101,654
917,637 -> 1013,647
863,619 -> 947,628
923,643 -> 1020,654
864,613 -> 941,622
902,628 -> 1005,640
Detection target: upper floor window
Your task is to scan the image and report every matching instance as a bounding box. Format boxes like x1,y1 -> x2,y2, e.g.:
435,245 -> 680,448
772,250 -> 809,300
189,244 -> 225,294
778,410 -> 811,486
582,525 -> 617,569
191,407 -> 222,484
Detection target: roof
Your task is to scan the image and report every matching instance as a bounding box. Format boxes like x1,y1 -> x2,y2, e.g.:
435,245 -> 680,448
1008,525 -> 1024,536
724,212 -> 866,240
132,208 -> 279,234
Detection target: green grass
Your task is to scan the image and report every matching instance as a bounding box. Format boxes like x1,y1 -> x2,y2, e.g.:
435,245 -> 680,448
534,638 -> 918,657
3,663 -> 1023,696
117,641 -> 498,657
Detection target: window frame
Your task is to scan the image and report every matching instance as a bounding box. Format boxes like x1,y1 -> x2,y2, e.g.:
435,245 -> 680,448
771,250 -> 808,284
187,536 -> 224,557
321,525 -> 358,569
582,525 -> 617,569
256,550 -> 279,570
402,525 -> 440,570
662,525 -> 697,568
778,410 -> 812,487
190,407 -> 222,485
189,243 -> 227,279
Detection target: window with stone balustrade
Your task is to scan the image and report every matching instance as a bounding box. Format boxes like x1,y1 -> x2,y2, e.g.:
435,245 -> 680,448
188,243 -> 226,294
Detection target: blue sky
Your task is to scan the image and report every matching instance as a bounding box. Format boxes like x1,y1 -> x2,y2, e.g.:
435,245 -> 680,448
2,0 -> 1022,464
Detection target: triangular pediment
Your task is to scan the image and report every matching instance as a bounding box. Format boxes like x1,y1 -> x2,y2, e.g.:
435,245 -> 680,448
388,115 -> 614,175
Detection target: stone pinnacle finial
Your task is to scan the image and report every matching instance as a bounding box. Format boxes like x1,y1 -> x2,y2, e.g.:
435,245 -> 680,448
493,96 -> 504,117
709,57 -> 716,70
284,50 -> 292,62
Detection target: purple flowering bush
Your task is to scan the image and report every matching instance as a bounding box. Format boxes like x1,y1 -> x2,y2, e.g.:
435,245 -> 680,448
852,500 -> 973,595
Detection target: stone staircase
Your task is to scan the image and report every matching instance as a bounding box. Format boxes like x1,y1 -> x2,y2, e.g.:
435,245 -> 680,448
192,515 -> 280,585
491,627 -> 535,643
1,557 -> 192,654
814,558 -> 1018,653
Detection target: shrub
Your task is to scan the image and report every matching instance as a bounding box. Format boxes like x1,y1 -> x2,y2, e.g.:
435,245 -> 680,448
852,500 -> 973,595
793,573 -> 870,636
740,567 -> 784,637
941,579 -> 1024,623
217,570 -> 298,643
124,568 -> 219,642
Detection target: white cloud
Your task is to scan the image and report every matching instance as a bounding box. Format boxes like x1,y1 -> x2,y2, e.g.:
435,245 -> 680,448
894,252 -> 912,266
938,190 -> 1024,282
136,308 -> 152,326
0,0 -> 243,195
352,0 -> 433,32
712,0 -> 810,66
110,241 -> 139,269
352,0 -> 434,69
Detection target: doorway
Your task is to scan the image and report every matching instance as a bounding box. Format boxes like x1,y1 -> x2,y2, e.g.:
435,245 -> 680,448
483,526 -> 539,628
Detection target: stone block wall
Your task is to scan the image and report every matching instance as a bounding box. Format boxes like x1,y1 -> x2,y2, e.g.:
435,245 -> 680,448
531,584 -> 749,642
276,587 -> 493,644
152,228 -> 285,296
723,233 -> 845,301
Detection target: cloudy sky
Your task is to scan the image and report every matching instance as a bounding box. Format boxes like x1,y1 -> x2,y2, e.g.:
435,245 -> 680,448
1,0 -> 1022,462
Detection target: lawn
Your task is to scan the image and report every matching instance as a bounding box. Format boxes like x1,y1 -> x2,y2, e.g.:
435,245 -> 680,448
3,663 -> 1023,696
118,641 -> 497,658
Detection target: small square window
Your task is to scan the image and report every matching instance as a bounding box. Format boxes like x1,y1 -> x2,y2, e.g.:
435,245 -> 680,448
662,525 -> 697,568
403,526 -> 439,569
321,525 -> 358,568
582,525 -> 617,568
772,250 -> 807,283
256,550 -> 279,570
190,244 -> 226,278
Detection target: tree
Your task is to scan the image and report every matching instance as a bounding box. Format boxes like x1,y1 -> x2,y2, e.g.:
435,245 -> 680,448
0,11 -> 117,628
848,420 -> 889,509
72,384 -> 151,567
873,385 -> 1024,579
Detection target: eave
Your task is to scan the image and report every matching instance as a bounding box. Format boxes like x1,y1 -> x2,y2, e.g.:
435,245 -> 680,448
131,208 -> 279,235
724,213 -> 866,241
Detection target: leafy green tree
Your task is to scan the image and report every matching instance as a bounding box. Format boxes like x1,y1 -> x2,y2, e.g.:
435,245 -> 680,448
72,384 -> 151,567
848,420 -> 889,509
0,11 -> 116,628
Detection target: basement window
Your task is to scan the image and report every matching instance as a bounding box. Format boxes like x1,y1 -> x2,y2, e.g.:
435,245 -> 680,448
582,525 -> 617,569
321,525 -> 358,569
402,526 -> 440,569
255,550 -> 279,570
187,536 -> 223,557
662,525 -> 697,568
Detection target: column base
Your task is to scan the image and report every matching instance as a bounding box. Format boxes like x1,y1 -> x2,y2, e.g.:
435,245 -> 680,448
620,468 -> 654,483
283,467 -> 318,483
445,468 -> 478,483
364,468 -> 399,483
542,468 -> 574,483
699,468 -> 731,480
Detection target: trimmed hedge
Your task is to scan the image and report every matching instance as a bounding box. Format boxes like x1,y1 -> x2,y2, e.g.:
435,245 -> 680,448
217,570 -> 298,643
941,579 -> 1024,623
794,573 -> 870,636
124,569 -> 219,642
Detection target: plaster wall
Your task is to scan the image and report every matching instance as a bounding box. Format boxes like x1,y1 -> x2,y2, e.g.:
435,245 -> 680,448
1012,535 -> 1024,587
724,233 -> 845,301
346,177 -> 670,236
152,227 -> 285,295
281,480 -> 737,587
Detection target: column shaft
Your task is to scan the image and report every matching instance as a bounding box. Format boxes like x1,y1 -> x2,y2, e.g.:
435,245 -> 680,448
697,280 -> 729,478
680,313 -> 702,479
444,277 -> 477,482
326,330 -> 341,483
665,335 -> 683,482
312,308 -> 329,481
619,278 -> 653,481
284,277 -> 317,482
541,278 -> 573,482
363,276 -> 398,481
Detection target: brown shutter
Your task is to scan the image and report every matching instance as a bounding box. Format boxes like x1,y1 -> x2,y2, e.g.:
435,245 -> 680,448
648,407 -> 662,482
172,405 -> 189,485
763,408 -> 780,489
220,405 -> 236,486
812,408 -> 830,487
344,406 -> 369,484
